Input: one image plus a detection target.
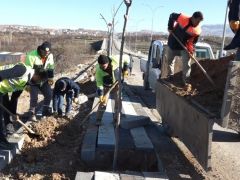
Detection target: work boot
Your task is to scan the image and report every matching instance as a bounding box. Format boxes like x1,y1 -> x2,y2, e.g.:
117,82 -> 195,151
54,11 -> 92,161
27,111 -> 37,122
22,110 -> 37,121
0,136 -> 13,149
6,123 -> 15,135
65,111 -> 73,119
42,106 -> 53,117
53,111 -> 58,117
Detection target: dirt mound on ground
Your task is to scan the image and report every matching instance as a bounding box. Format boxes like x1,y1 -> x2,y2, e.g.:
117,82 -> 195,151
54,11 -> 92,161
165,54 -> 235,116
1,80 -> 96,180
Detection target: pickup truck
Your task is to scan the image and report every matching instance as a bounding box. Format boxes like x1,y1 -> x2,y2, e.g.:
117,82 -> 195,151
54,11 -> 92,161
140,40 -> 215,91
140,40 -> 239,170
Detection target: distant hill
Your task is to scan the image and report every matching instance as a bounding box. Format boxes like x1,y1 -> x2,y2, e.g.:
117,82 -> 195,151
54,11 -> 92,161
135,25 -> 235,37
201,24 -> 234,37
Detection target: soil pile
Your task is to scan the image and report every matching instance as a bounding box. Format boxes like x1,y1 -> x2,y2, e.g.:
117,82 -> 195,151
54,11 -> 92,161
165,54 -> 235,116
0,80 -> 96,180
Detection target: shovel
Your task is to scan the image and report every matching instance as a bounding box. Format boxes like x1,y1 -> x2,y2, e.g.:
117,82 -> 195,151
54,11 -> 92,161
171,32 -> 216,87
80,80 -> 119,126
0,103 -> 40,139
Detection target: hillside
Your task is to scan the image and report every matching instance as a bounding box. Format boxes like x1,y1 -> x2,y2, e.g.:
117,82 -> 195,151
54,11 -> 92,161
201,24 -> 234,37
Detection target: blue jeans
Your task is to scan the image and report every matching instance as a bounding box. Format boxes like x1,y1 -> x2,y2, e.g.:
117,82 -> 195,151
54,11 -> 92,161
53,90 -> 73,115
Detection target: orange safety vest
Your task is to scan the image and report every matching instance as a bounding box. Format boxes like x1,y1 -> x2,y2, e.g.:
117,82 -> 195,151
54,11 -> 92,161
176,13 -> 201,37
174,13 -> 201,52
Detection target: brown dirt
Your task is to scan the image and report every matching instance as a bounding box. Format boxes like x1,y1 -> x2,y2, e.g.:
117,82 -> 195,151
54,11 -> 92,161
0,80 -> 96,180
164,54 -> 235,116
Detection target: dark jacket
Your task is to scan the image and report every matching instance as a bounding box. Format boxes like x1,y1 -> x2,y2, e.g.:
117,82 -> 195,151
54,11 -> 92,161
228,0 -> 240,22
53,77 -> 80,98
167,13 -> 200,51
224,0 -> 240,50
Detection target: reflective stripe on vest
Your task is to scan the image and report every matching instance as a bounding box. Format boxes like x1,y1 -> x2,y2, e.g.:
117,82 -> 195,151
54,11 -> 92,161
176,13 -> 201,37
0,64 -> 15,71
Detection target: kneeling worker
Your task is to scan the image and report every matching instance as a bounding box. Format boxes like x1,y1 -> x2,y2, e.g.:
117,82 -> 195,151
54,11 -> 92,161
95,54 -> 129,125
52,77 -> 80,117
0,63 -> 47,149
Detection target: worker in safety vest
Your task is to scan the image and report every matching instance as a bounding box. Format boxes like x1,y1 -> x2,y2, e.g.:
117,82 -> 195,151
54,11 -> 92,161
166,11 -> 203,87
0,63 -> 47,149
24,41 -> 54,121
224,0 -> 240,60
95,54 -> 129,125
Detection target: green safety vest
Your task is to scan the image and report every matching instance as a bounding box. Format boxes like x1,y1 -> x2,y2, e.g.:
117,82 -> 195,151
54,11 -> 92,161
95,55 -> 130,89
24,50 -> 54,71
0,63 -> 34,94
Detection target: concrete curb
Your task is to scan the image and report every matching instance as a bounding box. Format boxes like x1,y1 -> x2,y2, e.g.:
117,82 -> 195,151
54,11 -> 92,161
0,135 -> 25,170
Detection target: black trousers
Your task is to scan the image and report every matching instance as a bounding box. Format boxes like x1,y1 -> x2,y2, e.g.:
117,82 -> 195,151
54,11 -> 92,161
2,91 -> 22,125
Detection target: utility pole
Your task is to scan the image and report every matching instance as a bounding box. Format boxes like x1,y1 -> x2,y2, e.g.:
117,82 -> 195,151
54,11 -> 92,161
143,4 -> 163,42
100,13 -> 111,56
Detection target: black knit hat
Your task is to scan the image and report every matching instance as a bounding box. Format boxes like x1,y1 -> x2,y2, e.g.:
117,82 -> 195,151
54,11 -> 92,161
40,41 -> 51,52
37,41 -> 51,57
58,80 -> 67,91
98,55 -> 109,64
192,11 -> 204,20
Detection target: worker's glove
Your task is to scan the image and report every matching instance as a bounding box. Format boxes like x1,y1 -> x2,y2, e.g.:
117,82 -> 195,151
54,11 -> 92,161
122,63 -> 129,78
230,20 -> 240,33
73,97 -> 79,104
123,70 -> 129,78
99,95 -> 107,105
48,79 -> 54,86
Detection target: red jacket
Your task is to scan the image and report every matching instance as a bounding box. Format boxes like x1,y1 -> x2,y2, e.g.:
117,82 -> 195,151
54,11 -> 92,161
168,13 -> 201,53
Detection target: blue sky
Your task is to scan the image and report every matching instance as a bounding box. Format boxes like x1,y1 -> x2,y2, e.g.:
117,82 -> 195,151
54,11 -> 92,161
0,0 -> 228,33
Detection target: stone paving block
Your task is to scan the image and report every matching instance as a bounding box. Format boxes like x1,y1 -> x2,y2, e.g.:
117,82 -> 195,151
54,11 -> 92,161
7,135 -> 25,152
0,150 -> 13,164
121,96 -> 149,129
97,98 -> 115,149
0,134 -> 25,170
0,156 -> 6,170
81,126 -> 98,162
75,171 -> 94,180
94,171 -> 120,180
102,99 -> 113,125
89,97 -> 100,124
120,171 -> 144,180
130,127 -> 154,151
121,116 -> 149,129
98,124 -> 115,149
142,172 -> 169,180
